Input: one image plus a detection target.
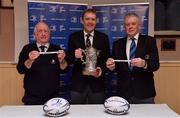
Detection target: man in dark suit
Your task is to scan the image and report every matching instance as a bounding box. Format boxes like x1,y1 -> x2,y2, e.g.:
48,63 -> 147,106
17,22 -> 68,105
106,13 -> 159,104
67,9 -> 110,104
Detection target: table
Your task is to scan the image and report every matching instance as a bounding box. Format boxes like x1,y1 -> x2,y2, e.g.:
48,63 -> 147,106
0,104 -> 179,118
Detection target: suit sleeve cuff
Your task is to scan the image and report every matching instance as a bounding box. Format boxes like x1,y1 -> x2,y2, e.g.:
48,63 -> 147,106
143,60 -> 147,69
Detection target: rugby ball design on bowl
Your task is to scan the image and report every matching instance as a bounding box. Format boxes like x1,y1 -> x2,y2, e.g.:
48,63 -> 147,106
43,97 -> 70,117
104,96 -> 130,115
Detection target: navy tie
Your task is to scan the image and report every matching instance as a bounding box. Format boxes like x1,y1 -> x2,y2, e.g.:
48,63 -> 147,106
86,34 -> 91,48
129,38 -> 136,70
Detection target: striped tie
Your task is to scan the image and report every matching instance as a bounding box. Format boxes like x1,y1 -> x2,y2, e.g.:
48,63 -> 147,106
129,38 -> 136,70
86,34 -> 91,48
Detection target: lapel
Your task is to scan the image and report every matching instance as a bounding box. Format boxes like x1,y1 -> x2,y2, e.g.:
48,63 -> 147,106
114,37 -> 127,59
79,31 -> 86,49
122,37 -> 129,68
135,34 -> 145,57
47,44 -> 53,52
92,30 -> 97,48
121,37 -> 128,60
114,38 -> 128,65
33,42 -> 40,51
115,37 -> 129,70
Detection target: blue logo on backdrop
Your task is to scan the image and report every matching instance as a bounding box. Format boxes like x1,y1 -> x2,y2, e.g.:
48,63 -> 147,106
93,4 -> 149,50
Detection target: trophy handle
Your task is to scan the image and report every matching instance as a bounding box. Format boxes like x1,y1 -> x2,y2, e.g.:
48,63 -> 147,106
97,50 -> 101,57
81,49 -> 86,65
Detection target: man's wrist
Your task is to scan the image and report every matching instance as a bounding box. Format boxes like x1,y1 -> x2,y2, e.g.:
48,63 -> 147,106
24,59 -> 34,69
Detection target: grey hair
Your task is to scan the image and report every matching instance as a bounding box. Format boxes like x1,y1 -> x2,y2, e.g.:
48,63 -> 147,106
123,12 -> 141,24
33,22 -> 50,33
124,12 -> 140,20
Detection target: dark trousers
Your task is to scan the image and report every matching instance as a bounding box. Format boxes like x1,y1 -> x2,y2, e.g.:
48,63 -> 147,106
22,92 -> 59,105
70,86 -> 104,104
128,96 -> 155,104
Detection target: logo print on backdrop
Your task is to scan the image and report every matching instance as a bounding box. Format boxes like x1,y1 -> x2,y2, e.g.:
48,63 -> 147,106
59,25 -> 66,32
141,16 -> 147,21
111,8 -> 118,14
40,15 -> 46,21
111,26 -> 117,32
120,7 -> 126,14
71,17 -> 77,23
60,44 -> 66,50
29,26 -> 34,30
49,6 -> 57,13
59,6 -> 66,13
30,15 -> 37,22
120,25 -> 124,32
140,26 -> 145,30
50,25 -> 56,32
96,17 -> 100,23
30,35 -> 35,41
103,17 -> 108,23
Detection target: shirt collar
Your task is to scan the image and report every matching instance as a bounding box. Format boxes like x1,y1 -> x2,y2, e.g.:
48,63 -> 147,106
83,30 -> 94,37
127,33 -> 139,40
36,42 -> 50,48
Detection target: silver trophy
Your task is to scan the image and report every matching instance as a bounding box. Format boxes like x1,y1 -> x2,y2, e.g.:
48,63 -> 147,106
82,47 -> 100,76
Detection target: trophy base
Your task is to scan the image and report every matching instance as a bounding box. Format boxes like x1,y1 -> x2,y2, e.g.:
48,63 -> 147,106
82,70 -> 97,76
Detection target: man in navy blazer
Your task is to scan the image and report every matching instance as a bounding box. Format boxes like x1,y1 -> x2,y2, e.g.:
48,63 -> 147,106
67,9 -> 110,104
106,13 -> 159,104
17,22 -> 68,105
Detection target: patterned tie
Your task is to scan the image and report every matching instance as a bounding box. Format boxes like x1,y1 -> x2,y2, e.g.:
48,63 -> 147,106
39,45 -> 46,52
86,34 -> 91,48
129,38 -> 136,70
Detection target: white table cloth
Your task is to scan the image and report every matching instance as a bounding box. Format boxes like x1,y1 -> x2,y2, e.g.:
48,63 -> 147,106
0,104 -> 179,118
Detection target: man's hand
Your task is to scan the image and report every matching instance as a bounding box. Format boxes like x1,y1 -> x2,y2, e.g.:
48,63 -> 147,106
25,51 -> 40,69
93,67 -> 102,78
29,51 -> 40,61
58,50 -> 67,70
106,58 -> 115,71
58,50 -> 65,63
75,48 -> 83,59
131,58 -> 146,68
